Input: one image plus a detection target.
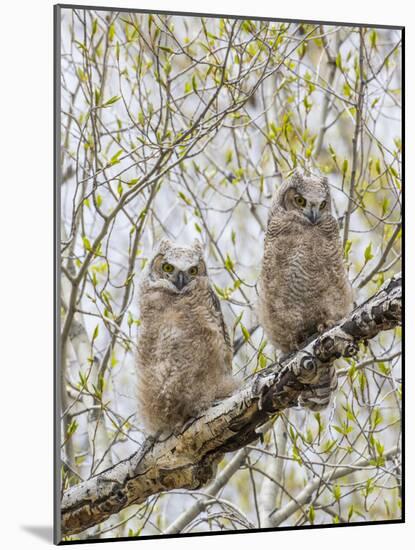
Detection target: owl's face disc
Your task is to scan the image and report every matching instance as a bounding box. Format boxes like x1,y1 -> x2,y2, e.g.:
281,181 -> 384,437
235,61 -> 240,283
280,172 -> 332,225
148,241 -> 207,294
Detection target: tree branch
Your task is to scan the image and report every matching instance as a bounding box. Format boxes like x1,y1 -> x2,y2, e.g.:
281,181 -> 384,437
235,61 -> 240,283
269,445 -> 400,527
61,273 -> 401,537
164,447 -> 251,534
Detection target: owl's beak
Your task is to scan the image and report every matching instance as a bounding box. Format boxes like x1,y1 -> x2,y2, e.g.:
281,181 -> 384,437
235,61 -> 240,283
305,205 -> 320,225
173,270 -> 189,291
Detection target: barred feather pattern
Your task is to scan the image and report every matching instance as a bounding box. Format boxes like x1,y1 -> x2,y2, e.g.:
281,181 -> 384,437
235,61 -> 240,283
257,172 -> 353,410
136,241 -> 237,435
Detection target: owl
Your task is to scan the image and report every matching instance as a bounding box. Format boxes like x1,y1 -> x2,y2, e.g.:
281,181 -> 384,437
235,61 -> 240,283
257,170 -> 353,410
136,238 -> 238,435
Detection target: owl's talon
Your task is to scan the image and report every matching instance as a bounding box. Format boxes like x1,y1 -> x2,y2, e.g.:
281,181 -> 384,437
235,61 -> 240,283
344,342 -> 358,357
172,416 -> 197,437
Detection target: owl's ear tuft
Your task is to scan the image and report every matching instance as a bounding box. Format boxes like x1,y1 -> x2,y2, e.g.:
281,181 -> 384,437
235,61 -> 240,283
290,168 -> 305,184
192,239 -> 205,256
320,175 -> 330,189
155,238 -> 173,255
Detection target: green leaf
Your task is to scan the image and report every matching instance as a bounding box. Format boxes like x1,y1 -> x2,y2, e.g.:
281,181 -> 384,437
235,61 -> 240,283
371,407 -> 383,428
333,422 -> 354,436
92,18 -> 98,36
82,236 -> 92,251
164,60 -> 172,75
328,144 -> 337,161
102,95 -> 121,107
364,242 -> 374,263
258,354 -> 267,369
108,23 -> 115,42
371,97 -> 380,108
344,239 -> 352,261
67,419 -> 78,437
389,165 -> 399,178
178,191 -> 192,206
375,439 -> 384,456
213,284 -> 225,298
241,323 -> 250,342
377,361 -> 390,375
297,42 -> 307,59
358,371 -> 366,394
75,40 -> 87,53
308,505 -> 315,524
333,484 -> 341,502
109,149 -> 123,166
381,197 -> 389,216
322,439 -> 336,453
292,444 -> 302,465
159,46 -> 174,54
364,478 -> 375,497
78,371 -> 87,389
343,82 -> 352,98
224,254 -> 234,272
76,67 -> 87,82
342,159 -> 348,176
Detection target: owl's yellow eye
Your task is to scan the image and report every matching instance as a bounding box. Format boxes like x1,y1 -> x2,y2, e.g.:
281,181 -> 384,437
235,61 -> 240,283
320,200 -> 327,210
294,195 -> 306,208
162,262 -> 174,273
188,266 -> 198,276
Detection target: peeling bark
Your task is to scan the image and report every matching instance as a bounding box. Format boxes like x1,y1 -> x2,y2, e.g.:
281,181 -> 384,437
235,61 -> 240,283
61,273 -> 401,537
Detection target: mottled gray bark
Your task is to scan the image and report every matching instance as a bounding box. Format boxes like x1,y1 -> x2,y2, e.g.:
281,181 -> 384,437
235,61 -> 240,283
61,273 -> 401,537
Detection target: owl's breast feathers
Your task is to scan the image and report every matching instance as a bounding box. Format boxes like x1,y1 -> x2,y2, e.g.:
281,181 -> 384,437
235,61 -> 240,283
136,279 -> 235,434
265,212 -> 345,280
259,210 -> 353,352
138,280 -> 231,362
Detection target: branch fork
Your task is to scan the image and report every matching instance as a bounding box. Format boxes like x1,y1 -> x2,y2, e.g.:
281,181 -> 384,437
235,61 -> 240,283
61,273 -> 401,537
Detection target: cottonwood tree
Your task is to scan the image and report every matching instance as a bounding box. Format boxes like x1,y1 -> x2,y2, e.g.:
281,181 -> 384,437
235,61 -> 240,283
58,7 -> 402,541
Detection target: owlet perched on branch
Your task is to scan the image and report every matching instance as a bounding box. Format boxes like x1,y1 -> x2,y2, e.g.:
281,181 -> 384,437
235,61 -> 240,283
257,170 -> 353,410
136,239 -> 238,435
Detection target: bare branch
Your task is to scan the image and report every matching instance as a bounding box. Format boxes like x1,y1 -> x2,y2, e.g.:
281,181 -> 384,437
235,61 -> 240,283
61,273 -> 401,536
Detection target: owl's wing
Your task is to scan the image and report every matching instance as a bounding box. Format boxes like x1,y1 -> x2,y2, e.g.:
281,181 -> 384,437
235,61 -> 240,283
209,286 -> 233,355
